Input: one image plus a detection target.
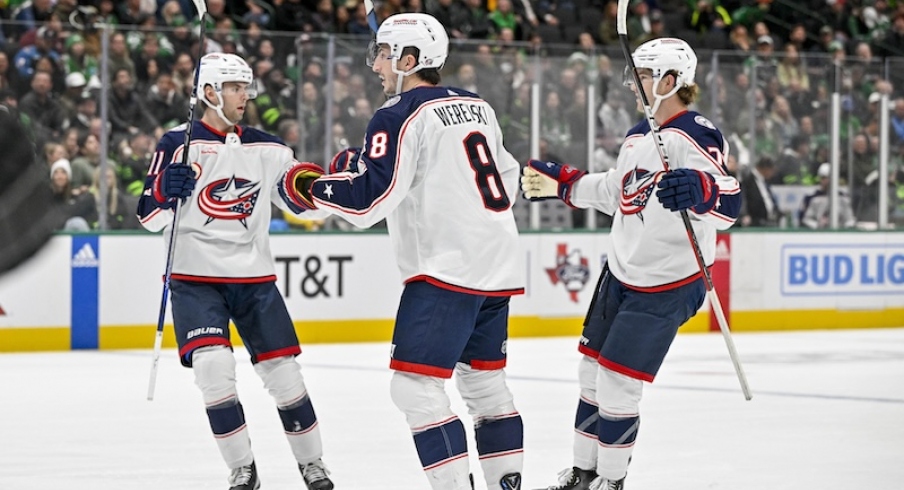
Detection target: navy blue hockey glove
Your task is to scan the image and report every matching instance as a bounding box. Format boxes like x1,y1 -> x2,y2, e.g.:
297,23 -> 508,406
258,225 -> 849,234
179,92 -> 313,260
656,168 -> 719,213
153,163 -> 196,208
329,147 -> 361,174
522,159 -> 587,207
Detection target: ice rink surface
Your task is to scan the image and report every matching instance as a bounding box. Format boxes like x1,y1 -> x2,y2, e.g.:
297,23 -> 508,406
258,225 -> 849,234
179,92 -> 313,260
2,328 -> 903,490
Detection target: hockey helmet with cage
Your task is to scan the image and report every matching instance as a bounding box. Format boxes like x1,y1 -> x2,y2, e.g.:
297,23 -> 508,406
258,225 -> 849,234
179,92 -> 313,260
366,13 -> 449,73
197,53 -> 258,125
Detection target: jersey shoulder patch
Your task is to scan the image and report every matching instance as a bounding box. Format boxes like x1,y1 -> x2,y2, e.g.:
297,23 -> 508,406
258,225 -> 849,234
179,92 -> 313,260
694,114 -> 716,130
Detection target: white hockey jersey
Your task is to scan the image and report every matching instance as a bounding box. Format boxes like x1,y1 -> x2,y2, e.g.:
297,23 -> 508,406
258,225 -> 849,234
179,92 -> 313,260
137,121 -> 322,282
571,111 -> 740,290
310,86 -> 524,295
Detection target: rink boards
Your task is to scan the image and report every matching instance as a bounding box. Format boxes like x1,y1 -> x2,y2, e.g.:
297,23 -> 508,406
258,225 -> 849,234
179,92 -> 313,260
1,230 -> 902,352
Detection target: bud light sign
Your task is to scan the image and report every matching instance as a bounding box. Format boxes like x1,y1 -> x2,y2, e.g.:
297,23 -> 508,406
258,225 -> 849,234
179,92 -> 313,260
781,244 -> 904,296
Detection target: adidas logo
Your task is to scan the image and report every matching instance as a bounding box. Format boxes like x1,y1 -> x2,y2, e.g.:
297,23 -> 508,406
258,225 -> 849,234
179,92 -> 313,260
72,243 -> 99,268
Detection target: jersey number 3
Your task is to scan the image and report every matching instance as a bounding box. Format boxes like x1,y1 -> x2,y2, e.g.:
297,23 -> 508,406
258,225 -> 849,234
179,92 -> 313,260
465,132 -> 510,211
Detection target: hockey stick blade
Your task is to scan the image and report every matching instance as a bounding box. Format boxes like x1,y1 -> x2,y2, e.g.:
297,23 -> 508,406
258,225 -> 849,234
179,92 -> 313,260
191,0 -> 208,17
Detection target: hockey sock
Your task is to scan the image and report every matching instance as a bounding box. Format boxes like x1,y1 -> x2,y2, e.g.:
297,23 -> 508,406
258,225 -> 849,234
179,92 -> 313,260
413,417 -> 472,490
414,417 -> 468,470
573,397 -> 600,470
207,399 -> 253,468
596,411 -> 638,480
475,413 -> 524,490
278,394 -> 324,464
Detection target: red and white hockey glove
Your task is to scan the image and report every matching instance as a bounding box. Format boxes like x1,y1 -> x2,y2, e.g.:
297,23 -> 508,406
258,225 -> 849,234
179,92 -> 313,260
656,168 -> 719,213
521,159 -> 587,207
279,161 -> 325,213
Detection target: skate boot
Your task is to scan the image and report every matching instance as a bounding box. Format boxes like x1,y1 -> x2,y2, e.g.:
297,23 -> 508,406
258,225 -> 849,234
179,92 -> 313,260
588,475 -> 625,490
534,467 -> 598,490
299,459 -> 334,490
501,472 -> 522,490
228,461 -> 260,490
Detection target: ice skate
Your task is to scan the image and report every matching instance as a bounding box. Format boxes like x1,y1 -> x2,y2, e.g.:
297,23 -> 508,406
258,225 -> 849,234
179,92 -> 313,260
228,461 -> 260,490
534,467 -> 598,490
299,459 -> 334,490
588,475 -> 624,490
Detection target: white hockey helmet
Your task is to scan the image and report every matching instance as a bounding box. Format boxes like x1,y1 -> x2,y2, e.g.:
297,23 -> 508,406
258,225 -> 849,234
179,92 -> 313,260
631,37 -> 697,87
627,38 -> 697,114
197,53 -> 258,125
369,13 -> 449,72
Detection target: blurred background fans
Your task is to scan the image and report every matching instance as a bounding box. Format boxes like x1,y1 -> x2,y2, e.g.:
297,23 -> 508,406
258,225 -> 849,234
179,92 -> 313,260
0,101 -> 58,275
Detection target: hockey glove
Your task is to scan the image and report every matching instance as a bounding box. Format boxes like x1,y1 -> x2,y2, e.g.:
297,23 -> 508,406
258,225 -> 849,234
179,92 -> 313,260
656,168 -> 719,213
329,147 -> 361,174
279,161 -> 325,213
153,163 -> 196,208
521,159 -> 586,206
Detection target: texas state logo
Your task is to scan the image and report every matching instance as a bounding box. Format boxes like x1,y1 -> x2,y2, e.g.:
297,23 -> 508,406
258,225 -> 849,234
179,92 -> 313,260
198,176 -> 261,228
620,169 -> 659,215
546,243 -> 591,303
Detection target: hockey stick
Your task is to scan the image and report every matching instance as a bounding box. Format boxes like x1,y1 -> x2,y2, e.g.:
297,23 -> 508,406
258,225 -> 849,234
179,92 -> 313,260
147,0 -> 209,401
616,0 -> 752,400
363,0 -> 379,32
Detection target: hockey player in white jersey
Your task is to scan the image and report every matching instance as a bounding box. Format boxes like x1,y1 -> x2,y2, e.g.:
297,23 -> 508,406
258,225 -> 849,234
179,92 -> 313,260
309,13 -> 525,490
137,53 -> 333,490
522,38 -> 741,490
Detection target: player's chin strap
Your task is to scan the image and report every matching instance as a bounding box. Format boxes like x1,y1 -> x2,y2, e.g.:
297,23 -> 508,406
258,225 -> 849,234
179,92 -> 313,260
649,75 -> 681,116
390,59 -> 423,95
201,91 -> 239,127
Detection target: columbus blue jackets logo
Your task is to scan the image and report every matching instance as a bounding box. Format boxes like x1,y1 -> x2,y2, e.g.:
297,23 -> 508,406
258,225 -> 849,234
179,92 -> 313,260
620,169 -> 659,215
198,176 -> 261,228
546,243 -> 590,303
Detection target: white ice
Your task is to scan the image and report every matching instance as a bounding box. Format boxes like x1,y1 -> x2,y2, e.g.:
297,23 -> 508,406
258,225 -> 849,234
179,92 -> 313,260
2,328 -> 903,490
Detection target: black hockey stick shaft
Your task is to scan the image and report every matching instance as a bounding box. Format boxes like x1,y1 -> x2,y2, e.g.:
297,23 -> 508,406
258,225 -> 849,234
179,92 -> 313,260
616,0 -> 751,400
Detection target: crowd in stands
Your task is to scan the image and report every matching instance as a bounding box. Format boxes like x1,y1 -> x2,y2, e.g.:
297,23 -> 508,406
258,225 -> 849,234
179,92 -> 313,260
1,0 -> 904,232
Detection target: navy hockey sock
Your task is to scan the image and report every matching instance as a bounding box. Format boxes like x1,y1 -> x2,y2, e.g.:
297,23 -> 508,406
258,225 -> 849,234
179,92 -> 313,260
207,399 -> 246,437
574,398 -> 600,438
413,417 -> 468,469
278,394 -> 318,434
597,413 -> 639,447
475,413 -> 523,458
